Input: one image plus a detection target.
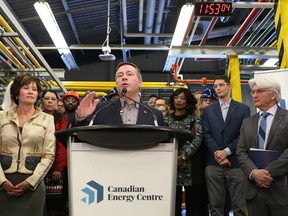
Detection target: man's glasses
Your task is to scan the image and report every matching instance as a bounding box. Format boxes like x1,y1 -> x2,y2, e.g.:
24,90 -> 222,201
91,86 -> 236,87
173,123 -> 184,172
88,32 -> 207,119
213,83 -> 229,89
64,98 -> 78,103
250,88 -> 270,96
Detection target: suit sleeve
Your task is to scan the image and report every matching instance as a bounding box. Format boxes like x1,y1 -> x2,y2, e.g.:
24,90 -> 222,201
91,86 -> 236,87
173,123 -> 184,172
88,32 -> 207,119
227,105 -> 251,154
236,118 -> 258,178
201,108 -> 220,154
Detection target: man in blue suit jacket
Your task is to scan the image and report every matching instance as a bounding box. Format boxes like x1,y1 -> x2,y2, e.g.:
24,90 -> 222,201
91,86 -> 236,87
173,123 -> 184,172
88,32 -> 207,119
75,62 -> 164,126
237,76 -> 288,216
201,75 -> 250,216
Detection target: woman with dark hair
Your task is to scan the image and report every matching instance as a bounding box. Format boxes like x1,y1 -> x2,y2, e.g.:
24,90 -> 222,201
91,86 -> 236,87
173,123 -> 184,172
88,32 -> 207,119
41,90 -> 67,216
0,73 -> 55,216
165,88 -> 203,216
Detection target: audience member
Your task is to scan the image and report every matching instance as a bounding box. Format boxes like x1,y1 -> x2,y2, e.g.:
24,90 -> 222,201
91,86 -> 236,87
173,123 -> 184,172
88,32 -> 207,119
62,90 -> 80,128
165,88 -> 203,216
201,75 -> 250,216
0,74 -> 55,216
156,104 -> 170,118
75,62 -> 164,126
147,94 -> 158,107
154,97 -> 166,107
108,87 -> 119,101
194,91 -> 203,101
1,81 -> 15,111
198,88 -> 218,114
237,76 -> 288,216
41,90 -> 68,216
56,100 -> 65,114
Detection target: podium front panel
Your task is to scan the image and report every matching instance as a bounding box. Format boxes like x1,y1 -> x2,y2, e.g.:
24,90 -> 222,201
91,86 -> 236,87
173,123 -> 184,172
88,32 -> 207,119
68,140 -> 178,216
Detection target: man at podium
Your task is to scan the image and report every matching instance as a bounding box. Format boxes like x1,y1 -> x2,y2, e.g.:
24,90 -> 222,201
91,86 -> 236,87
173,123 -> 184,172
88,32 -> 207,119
74,62 -> 165,126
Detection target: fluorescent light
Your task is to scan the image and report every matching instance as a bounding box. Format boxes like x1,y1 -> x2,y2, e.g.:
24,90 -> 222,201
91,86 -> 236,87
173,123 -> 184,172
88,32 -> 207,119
163,4 -> 194,71
34,2 -> 78,70
171,4 -> 194,46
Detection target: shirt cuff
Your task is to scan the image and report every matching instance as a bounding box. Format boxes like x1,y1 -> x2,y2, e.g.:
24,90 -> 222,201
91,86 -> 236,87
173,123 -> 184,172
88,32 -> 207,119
75,113 -> 87,121
224,147 -> 232,156
249,169 -> 257,180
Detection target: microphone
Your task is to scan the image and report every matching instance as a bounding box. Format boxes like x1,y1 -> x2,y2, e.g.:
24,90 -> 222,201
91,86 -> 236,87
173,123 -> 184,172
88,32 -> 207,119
88,88 -> 126,126
121,88 -> 159,126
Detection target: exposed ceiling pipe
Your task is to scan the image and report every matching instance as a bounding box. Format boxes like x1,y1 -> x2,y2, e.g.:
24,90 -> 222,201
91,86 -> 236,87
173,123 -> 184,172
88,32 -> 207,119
144,0 -> 156,45
153,0 -> 166,44
122,0 -> 173,38
139,0 -> 144,32
252,22 -> 275,46
243,9 -> 274,46
0,15 -> 42,68
119,0 -> 128,62
227,0 -> 270,46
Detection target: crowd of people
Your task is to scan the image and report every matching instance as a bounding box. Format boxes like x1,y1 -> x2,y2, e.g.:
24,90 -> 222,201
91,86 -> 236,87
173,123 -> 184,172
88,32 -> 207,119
0,61 -> 287,216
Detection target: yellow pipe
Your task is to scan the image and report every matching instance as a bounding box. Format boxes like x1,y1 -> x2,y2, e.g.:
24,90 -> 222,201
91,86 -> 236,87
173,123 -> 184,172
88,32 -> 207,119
0,41 -> 25,68
49,81 -> 187,91
0,15 -> 42,68
75,91 -> 107,97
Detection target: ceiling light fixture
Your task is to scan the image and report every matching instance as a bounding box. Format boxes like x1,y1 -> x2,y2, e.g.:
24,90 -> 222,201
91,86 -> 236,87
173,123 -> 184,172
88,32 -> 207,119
99,0 -> 116,61
34,1 -> 79,70
163,4 -> 194,71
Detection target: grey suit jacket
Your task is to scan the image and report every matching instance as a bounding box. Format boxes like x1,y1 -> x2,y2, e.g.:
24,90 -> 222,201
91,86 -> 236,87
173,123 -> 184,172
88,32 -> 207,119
237,106 -> 288,204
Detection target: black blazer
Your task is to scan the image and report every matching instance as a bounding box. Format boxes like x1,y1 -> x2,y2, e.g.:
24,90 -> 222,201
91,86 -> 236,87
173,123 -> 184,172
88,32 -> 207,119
79,99 -> 165,126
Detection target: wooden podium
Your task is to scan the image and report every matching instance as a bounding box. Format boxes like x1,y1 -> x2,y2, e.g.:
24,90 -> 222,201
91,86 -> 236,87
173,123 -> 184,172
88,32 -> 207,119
56,125 -> 189,216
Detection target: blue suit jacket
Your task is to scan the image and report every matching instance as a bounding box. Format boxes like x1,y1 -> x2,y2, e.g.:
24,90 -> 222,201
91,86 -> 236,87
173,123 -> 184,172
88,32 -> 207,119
201,99 -> 250,167
81,99 -> 165,126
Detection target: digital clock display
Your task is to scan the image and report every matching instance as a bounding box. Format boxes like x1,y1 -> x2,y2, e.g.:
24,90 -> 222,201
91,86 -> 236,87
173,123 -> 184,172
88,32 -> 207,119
194,2 -> 232,17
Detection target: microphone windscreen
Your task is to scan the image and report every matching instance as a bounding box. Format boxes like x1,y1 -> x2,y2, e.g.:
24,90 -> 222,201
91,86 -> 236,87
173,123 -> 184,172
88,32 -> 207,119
121,88 -> 127,96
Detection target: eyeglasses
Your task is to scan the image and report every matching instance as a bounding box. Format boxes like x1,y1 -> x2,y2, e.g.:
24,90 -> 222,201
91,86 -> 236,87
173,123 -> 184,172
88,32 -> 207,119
64,98 -> 78,103
213,83 -> 229,89
250,88 -> 270,96
43,97 -> 57,101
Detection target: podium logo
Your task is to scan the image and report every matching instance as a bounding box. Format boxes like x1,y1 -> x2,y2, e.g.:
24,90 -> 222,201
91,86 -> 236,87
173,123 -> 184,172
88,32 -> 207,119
81,180 -> 103,205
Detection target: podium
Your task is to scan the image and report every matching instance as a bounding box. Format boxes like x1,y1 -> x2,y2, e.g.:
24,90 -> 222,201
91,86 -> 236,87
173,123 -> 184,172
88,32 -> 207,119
56,125 -> 189,216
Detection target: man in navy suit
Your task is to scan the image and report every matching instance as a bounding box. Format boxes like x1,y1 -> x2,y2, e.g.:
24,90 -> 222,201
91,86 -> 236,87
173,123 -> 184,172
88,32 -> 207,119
75,62 -> 164,126
237,76 -> 288,216
201,75 -> 250,216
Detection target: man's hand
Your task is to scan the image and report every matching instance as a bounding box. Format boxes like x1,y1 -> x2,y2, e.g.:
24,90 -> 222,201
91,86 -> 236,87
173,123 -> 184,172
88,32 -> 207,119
52,171 -> 62,181
252,169 -> 273,188
219,158 -> 231,167
214,150 -> 227,163
177,155 -> 186,170
77,92 -> 100,118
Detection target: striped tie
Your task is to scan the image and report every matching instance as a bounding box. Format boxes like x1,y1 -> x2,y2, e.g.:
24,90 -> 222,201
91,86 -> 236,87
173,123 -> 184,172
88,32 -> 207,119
258,112 -> 270,149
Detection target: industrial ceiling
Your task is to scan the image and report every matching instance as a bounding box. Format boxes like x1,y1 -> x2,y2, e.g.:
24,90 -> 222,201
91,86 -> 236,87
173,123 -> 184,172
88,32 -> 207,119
0,0 -> 279,100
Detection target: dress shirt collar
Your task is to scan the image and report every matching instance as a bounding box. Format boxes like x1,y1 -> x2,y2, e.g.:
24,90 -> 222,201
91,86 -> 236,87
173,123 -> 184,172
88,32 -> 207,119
259,104 -> 277,117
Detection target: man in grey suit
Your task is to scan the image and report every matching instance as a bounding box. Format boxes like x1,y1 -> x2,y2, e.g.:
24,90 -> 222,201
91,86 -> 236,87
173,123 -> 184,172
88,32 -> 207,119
237,76 -> 288,216
201,75 -> 250,216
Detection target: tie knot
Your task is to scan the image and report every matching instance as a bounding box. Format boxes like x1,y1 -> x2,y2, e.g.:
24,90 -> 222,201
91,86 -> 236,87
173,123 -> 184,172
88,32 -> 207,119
262,112 -> 270,118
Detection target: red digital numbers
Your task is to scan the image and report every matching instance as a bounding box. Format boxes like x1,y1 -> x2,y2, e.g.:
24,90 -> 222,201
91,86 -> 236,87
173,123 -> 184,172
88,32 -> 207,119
195,2 -> 232,17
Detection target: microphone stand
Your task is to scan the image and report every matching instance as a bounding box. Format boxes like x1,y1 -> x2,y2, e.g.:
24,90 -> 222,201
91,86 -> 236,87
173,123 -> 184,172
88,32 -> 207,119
122,93 -> 159,126
88,88 -> 127,126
